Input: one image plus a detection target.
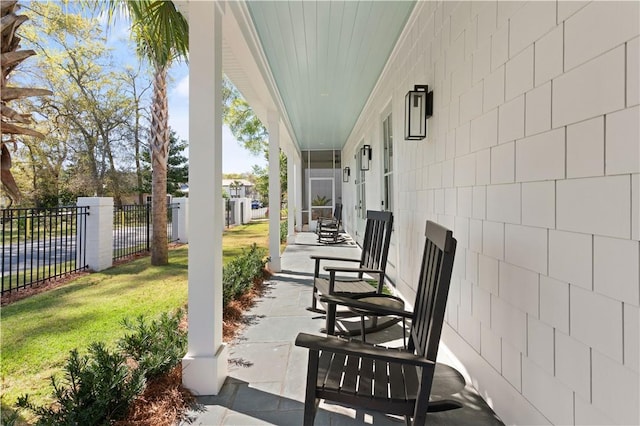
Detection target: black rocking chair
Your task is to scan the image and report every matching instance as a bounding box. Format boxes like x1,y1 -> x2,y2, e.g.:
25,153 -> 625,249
317,203 -> 343,244
296,220 -> 460,426
308,210 -> 394,336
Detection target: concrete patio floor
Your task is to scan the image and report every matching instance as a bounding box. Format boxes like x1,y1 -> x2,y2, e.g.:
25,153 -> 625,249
183,232 -> 503,425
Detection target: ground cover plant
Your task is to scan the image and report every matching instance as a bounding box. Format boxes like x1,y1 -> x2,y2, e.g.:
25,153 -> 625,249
1,221 -> 270,425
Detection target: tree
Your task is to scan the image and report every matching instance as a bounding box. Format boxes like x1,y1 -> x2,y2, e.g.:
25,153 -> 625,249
19,1 -> 137,206
223,77 -> 287,204
251,151 -> 287,206
140,129 -> 188,197
92,0 -> 188,265
1,0 -> 52,206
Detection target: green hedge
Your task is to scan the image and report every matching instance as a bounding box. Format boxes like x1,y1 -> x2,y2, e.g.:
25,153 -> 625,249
222,243 -> 269,306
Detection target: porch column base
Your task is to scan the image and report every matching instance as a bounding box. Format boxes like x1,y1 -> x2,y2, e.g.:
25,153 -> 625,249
182,344 -> 228,395
287,234 -> 296,244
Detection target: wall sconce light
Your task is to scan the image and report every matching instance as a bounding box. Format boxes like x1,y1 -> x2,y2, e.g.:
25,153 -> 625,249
360,145 -> 371,171
343,166 -> 351,182
404,84 -> 433,140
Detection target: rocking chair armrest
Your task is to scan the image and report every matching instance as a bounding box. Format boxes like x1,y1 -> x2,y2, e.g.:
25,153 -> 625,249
309,255 -> 361,263
295,333 -> 434,367
318,294 -> 412,318
323,265 -> 383,275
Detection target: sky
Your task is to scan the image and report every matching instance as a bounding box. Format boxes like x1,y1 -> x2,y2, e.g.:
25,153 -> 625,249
168,70 -> 268,174
103,12 -> 267,175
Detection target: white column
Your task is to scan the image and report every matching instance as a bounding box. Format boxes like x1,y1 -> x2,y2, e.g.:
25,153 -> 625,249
173,197 -> 188,243
77,197 -> 113,271
268,111 -> 281,272
182,0 -> 227,395
286,150 -> 296,244
295,152 -> 303,232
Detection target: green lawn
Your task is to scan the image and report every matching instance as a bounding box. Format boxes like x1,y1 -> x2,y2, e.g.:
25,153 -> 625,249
1,221 -> 269,418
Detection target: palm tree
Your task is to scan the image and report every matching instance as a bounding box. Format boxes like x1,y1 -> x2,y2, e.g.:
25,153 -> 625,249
1,0 -> 52,205
93,0 -> 188,265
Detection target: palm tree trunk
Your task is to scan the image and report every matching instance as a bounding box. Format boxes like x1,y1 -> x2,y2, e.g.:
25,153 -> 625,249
150,63 -> 169,265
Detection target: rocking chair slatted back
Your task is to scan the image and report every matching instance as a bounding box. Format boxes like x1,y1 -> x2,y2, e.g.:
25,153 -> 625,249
296,220 -> 459,426
410,220 -> 456,361
359,210 -> 393,283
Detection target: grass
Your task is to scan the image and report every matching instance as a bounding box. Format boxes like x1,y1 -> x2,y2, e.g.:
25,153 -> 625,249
0,221 -> 270,420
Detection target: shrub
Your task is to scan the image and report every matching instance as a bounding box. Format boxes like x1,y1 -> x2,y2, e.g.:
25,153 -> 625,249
118,310 -> 187,380
16,342 -> 146,425
15,310 -> 187,425
280,220 -> 287,243
222,243 -> 268,306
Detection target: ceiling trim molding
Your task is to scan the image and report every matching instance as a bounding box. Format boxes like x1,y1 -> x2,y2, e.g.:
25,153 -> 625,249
226,1 -> 301,157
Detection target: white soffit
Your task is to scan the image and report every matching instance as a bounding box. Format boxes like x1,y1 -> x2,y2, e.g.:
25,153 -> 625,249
245,0 -> 415,151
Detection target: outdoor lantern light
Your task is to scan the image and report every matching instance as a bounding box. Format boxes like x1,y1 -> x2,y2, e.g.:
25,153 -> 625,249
343,166 -> 351,182
360,145 -> 371,171
404,85 -> 433,140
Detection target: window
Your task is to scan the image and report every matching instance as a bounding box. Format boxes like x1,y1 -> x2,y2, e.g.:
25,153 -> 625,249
382,113 -> 393,212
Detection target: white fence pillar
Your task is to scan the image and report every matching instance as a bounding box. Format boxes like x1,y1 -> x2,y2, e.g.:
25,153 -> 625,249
173,197 -> 189,243
77,197 -> 113,271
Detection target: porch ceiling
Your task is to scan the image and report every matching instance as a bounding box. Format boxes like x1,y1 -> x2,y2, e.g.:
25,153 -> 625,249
245,0 -> 415,151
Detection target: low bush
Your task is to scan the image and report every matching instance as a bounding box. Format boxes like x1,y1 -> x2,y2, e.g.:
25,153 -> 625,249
222,243 -> 269,305
280,220 -> 287,243
16,342 -> 146,425
15,310 -> 187,425
118,310 -> 187,380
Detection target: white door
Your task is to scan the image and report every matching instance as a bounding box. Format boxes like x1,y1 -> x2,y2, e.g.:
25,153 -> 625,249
309,177 -> 334,230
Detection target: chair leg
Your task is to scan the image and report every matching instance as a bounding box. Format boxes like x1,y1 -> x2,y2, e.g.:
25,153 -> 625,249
303,350 -> 321,426
326,303 -> 337,335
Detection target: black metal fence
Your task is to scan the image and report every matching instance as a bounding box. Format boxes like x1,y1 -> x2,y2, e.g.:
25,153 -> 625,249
1,206 -> 89,295
113,204 -> 150,261
113,203 -> 179,261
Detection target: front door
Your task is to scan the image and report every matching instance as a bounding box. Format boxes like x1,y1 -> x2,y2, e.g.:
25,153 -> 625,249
309,177 -> 334,230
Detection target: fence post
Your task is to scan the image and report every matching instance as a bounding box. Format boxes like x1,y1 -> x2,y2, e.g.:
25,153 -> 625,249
77,197 -> 113,271
173,197 -> 189,243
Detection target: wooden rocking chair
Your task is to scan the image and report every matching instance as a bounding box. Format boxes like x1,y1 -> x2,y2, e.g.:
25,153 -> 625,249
296,220 -> 460,425
317,203 -> 343,244
308,210 -> 393,336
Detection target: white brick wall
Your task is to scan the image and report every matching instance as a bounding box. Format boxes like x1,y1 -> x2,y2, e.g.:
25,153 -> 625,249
505,224 -> 547,274
525,82 -> 551,136
515,128 -> 565,182
500,262 -> 538,317
553,46 -> 626,127
564,1 -> 640,70
591,350 -> 640,425
539,275 -> 569,333
534,25 -> 563,86
527,317 -> 554,375
623,304 -> 639,372
522,357 -> 574,425
557,175 -> 631,239
555,330 -> 591,401
498,95 -> 525,143
593,236 -> 639,305
490,143 -> 515,184
606,105 -> 640,175
566,116 -> 604,178
628,37 -> 640,106
342,1 -> 640,423
505,45 -> 534,101
521,181 -> 555,228
486,183 -> 520,223
548,229 -> 593,290
570,285 -> 623,362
